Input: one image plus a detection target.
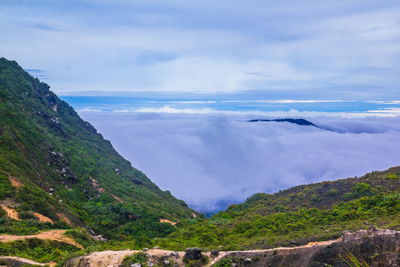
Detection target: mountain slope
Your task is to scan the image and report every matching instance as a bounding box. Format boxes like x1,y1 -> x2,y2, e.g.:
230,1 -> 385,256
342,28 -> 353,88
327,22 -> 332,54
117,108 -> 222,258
158,167 -> 400,250
0,58 -> 197,242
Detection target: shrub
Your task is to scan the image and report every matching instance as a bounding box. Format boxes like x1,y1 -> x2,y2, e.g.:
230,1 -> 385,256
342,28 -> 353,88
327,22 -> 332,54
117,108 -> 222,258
344,183 -> 376,200
386,174 -> 400,180
121,252 -> 148,267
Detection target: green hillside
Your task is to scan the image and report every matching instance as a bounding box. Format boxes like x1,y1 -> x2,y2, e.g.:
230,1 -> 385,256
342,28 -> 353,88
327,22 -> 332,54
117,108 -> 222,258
157,167 -> 400,250
0,58 -> 198,246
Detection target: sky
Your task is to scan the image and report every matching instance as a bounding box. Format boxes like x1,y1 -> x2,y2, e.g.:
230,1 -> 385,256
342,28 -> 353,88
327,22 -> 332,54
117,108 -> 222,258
1,1 -> 400,212
1,0 -> 400,99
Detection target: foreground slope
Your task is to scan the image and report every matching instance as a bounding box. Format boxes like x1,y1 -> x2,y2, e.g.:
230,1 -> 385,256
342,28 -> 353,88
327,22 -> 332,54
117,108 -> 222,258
63,229 -> 400,267
158,167 -> 400,250
0,58 -> 197,243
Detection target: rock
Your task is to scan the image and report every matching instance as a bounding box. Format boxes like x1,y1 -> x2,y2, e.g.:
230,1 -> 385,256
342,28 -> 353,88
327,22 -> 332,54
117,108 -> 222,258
147,262 -> 154,267
210,250 -> 219,257
153,246 -> 159,249
130,264 -> 141,267
244,258 -> 252,264
169,252 -> 179,257
184,247 -> 202,261
142,248 -> 149,252
163,259 -> 169,265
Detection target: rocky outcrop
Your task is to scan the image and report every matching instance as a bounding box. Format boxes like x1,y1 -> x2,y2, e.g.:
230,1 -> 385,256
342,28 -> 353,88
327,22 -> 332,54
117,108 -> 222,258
64,249 -> 187,267
64,229 -> 400,267
212,229 -> 400,267
184,247 -> 202,262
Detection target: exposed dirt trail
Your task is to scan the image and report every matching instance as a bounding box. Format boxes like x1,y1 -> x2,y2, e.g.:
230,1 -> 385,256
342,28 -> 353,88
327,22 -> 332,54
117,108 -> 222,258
0,229 -> 83,249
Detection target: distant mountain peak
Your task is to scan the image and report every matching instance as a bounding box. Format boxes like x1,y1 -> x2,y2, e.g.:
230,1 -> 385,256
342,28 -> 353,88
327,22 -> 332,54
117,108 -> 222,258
247,118 -> 319,128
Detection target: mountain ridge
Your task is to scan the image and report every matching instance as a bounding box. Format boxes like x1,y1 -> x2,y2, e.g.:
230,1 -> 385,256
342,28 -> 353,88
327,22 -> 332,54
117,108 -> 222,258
0,57 -> 198,244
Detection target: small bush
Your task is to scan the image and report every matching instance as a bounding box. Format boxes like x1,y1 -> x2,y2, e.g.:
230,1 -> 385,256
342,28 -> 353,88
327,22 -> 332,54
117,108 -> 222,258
121,252 -> 148,267
184,255 -> 209,267
327,188 -> 339,197
386,174 -> 400,180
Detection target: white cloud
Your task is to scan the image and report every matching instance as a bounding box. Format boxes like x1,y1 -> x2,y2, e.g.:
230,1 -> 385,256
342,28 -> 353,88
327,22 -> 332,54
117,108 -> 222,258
89,105 -> 400,118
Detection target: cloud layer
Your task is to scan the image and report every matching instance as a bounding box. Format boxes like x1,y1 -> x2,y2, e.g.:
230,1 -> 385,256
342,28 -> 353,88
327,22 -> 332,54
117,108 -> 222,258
79,111 -> 400,212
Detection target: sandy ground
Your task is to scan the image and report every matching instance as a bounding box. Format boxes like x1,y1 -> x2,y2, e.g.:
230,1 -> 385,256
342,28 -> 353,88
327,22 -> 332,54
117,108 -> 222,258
159,218 -> 178,225
8,176 -> 23,188
32,212 -> 54,223
57,212 -> 73,226
0,204 -> 19,220
0,229 -> 83,249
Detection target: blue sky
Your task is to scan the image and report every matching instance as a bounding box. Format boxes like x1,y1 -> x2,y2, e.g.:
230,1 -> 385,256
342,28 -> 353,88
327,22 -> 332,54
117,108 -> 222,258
1,0 -> 400,100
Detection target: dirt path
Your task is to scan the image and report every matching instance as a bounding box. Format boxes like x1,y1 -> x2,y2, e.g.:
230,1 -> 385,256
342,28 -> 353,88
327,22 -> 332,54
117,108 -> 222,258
0,229 -> 83,249
0,256 -> 56,267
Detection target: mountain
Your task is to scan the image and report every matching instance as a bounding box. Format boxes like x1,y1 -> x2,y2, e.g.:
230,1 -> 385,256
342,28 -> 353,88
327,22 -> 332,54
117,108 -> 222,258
157,167 -> 400,251
0,58 -> 198,246
247,118 -> 319,127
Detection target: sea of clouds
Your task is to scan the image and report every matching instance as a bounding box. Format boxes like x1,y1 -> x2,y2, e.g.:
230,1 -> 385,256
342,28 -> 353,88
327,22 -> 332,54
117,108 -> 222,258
79,110 -> 400,213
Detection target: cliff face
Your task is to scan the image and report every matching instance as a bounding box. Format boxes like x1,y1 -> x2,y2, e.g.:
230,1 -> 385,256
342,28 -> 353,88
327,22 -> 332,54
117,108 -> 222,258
64,229 -> 400,267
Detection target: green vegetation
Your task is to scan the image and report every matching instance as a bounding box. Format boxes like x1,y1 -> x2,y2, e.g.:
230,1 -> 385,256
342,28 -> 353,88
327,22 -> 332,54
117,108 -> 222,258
340,249 -> 370,267
157,168 -> 400,250
0,239 -> 79,262
184,255 -> 209,267
121,253 -> 149,267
